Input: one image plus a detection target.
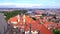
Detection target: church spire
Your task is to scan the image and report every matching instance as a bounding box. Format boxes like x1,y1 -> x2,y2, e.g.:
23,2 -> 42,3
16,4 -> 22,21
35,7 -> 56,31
17,14 -> 20,22
23,14 -> 25,24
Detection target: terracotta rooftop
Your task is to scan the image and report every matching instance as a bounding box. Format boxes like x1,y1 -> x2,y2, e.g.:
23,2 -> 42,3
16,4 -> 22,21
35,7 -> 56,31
8,15 -> 53,34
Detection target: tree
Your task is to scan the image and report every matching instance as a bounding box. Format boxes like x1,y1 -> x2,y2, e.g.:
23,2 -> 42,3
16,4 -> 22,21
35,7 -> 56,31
3,10 -> 27,21
53,29 -> 60,34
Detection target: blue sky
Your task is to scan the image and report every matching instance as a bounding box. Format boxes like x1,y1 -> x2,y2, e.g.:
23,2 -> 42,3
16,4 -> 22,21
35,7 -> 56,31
0,0 -> 60,8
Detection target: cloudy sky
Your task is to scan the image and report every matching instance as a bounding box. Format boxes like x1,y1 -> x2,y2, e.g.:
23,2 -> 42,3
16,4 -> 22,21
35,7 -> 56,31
0,0 -> 60,8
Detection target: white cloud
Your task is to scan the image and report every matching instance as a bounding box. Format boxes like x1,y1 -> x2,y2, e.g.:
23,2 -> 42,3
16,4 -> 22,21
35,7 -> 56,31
0,2 -> 59,8
0,3 -> 42,8
15,3 -> 42,8
0,3 -> 13,5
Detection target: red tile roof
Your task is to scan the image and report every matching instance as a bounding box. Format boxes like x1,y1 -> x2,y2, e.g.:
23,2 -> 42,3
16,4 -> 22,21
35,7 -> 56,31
8,15 -> 53,34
